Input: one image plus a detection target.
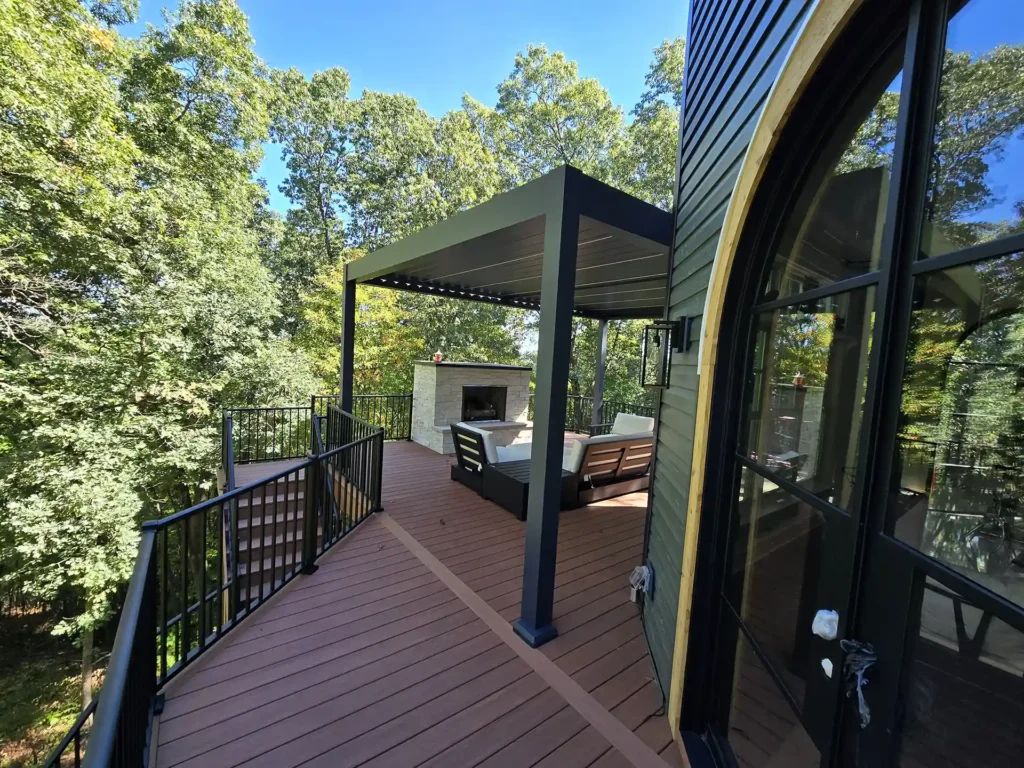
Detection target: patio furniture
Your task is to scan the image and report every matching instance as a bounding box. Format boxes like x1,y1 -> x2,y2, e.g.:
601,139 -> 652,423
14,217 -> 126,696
449,422 -> 532,492
452,414 -> 656,510
482,460 -> 577,520
562,430 -> 656,506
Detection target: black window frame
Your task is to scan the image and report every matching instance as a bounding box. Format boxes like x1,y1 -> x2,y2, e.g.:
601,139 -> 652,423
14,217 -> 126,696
680,0 -> 1024,766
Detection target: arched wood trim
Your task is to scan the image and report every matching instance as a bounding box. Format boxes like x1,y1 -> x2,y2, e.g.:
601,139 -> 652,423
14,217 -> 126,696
666,0 -> 868,735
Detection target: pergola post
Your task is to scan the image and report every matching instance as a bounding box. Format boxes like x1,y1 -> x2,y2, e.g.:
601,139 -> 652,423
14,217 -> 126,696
339,263 -> 356,413
514,170 -> 580,648
592,318 -> 608,429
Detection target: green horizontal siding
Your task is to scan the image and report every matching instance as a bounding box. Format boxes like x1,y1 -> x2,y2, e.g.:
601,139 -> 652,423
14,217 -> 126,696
642,0 -> 815,697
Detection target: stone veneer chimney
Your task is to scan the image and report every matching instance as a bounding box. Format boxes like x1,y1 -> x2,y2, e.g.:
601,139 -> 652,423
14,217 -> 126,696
411,361 -> 532,454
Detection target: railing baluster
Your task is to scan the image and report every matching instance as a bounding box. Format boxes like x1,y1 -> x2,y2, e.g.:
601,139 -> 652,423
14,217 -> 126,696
200,505 -> 208,649
247,487 -> 254,609
272,473 -> 280,591
180,517 -> 188,667
217,501 -> 224,636
160,528 -> 167,681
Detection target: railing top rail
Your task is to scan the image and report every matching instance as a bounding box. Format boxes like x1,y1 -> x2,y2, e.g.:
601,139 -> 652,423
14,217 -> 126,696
82,530 -> 155,768
327,403 -> 384,434
222,405 -> 312,413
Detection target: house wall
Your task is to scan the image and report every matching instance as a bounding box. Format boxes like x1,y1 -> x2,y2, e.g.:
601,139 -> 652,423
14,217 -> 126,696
642,0 -> 816,696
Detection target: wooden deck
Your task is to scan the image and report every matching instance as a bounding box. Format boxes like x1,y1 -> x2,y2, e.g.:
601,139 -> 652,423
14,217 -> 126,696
154,441 -> 684,768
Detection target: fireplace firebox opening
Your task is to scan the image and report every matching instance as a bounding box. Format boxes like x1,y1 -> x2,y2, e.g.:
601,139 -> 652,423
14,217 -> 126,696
462,385 -> 507,422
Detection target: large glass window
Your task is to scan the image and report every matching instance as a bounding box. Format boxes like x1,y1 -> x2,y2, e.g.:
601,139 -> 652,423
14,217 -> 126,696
891,250 -> 1024,612
743,289 -> 875,509
897,576 -> 1024,767
728,468 -> 827,709
726,633 -> 821,768
920,0 -> 1024,259
760,65 -> 903,302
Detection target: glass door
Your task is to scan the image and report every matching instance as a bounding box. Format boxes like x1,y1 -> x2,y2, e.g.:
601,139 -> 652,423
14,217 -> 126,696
694,1 -> 1024,765
850,1 -> 1024,763
705,39 -> 907,767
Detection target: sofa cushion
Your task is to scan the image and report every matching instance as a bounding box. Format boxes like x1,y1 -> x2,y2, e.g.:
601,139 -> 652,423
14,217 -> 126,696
494,441 -> 578,473
495,442 -> 531,463
455,422 -> 498,464
564,439 -> 588,474
611,412 -> 655,435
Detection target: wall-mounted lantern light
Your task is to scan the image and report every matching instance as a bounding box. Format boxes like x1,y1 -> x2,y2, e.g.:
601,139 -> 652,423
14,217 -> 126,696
640,316 -> 696,389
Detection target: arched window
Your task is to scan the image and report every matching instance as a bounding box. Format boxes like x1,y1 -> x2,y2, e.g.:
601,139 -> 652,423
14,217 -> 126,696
693,1 -> 1024,765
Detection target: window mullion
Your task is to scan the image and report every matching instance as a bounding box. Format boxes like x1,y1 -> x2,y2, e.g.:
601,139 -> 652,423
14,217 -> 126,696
853,0 -> 950,543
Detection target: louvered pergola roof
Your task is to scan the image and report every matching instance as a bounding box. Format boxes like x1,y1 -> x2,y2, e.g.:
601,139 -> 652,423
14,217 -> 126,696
347,166 -> 673,319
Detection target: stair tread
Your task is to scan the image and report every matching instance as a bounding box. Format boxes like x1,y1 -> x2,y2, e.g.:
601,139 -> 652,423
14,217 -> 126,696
236,510 -> 305,529
237,530 -> 305,552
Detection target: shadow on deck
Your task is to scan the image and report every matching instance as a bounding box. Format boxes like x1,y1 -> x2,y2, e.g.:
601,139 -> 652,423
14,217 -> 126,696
153,441 -> 683,768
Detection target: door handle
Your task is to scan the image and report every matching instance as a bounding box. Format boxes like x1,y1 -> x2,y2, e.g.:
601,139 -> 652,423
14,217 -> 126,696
840,639 -> 877,728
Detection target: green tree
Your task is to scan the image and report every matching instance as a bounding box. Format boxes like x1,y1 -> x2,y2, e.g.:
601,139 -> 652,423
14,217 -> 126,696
343,91 -> 445,249
268,67 -> 352,294
0,0 -> 313,692
465,44 -> 626,188
614,37 -> 686,209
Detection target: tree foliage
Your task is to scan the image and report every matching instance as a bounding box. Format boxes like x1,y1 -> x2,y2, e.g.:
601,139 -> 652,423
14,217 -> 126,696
0,0 -> 314,637
0,4 -> 686,650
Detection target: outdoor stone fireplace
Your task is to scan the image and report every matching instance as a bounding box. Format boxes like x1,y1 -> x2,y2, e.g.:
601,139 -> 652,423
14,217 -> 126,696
411,361 -> 532,454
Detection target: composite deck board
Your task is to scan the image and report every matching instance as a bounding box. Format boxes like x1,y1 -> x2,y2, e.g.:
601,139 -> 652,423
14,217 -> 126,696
159,441 -> 677,768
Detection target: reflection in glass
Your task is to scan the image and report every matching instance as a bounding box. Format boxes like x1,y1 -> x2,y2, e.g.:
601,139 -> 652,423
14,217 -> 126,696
892,251 -> 1024,612
898,577 -> 1024,767
726,634 -> 821,768
745,289 -> 875,508
920,0 -> 1024,258
729,468 -> 826,709
761,59 -> 902,301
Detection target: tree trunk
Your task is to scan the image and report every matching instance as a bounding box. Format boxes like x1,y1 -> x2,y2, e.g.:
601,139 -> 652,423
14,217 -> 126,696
81,627 -> 93,709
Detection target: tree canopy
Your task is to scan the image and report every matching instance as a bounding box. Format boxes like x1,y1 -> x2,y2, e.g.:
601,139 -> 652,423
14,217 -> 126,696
0,2 -> 682,655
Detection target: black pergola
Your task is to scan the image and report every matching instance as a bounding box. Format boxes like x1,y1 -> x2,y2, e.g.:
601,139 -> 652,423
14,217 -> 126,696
339,165 -> 673,646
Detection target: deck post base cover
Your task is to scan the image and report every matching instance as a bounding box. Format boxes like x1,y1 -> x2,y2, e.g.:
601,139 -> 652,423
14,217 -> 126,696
512,618 -> 558,647
299,563 -> 319,575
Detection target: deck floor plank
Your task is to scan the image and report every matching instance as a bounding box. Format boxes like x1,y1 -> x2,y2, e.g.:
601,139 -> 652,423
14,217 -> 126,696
157,441 -> 676,768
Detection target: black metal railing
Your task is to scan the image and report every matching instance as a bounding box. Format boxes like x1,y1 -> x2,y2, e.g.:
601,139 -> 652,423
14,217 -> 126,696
528,394 -> 656,433
225,394 -> 411,463
41,699 -> 97,768
312,406 -> 383,554
69,408 -> 384,767
352,394 -> 412,441
80,531 -> 157,768
224,406 -> 314,463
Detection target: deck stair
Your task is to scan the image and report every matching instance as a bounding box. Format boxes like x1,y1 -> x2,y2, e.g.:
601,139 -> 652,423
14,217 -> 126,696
229,464 -> 309,603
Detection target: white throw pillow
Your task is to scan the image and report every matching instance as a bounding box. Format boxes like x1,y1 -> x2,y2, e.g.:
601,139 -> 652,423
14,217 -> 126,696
495,442 -> 532,463
611,412 -> 655,435
455,422 -> 498,464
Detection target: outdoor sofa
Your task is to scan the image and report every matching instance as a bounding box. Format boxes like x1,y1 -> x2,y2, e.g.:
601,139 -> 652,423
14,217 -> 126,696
450,413 -> 656,515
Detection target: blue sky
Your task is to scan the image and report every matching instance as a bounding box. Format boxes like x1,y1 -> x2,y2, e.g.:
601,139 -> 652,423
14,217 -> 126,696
125,0 -> 688,212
